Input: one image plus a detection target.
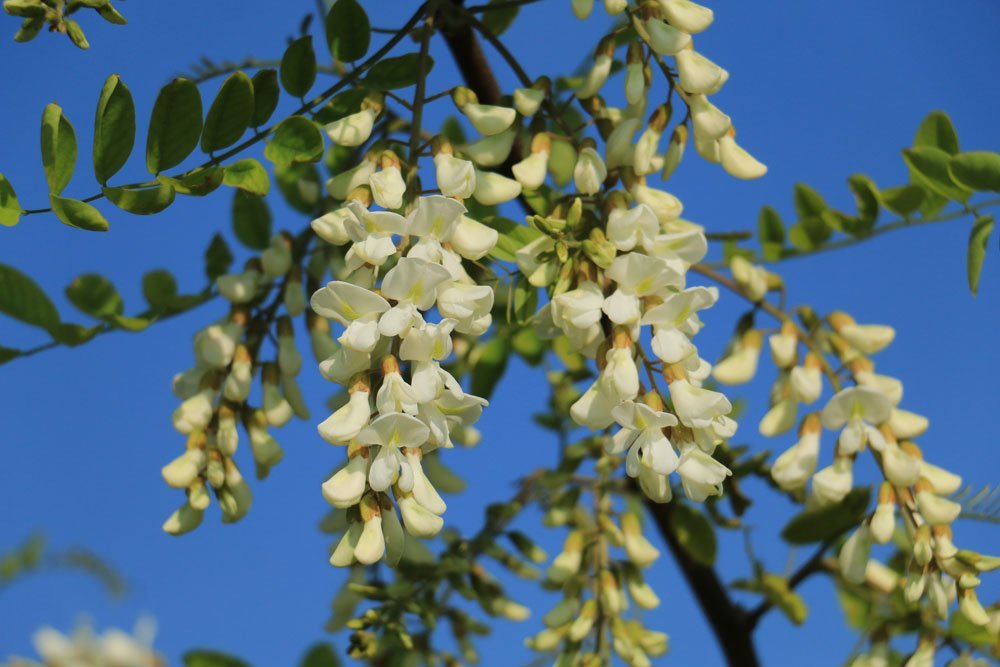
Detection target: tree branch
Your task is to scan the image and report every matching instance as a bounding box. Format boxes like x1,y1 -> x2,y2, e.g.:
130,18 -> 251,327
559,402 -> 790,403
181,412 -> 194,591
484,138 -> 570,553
642,493 -> 761,667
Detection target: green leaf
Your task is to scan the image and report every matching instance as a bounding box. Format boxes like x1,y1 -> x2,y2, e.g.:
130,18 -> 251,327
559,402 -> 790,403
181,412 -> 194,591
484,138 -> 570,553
50,195 -> 109,232
95,1 -> 127,25
250,69 -> 280,127
0,173 -> 21,227
0,263 -> 61,330
48,322 -> 100,346
14,17 -> 45,42
232,190 -> 271,250
142,269 -> 178,310
201,71 -> 255,153
471,336 -> 509,400
223,158 -> 270,195
668,503 -> 717,566
325,568 -> 364,632
0,346 -> 21,365
103,183 -> 175,214
107,314 -> 150,331
158,166 -> 225,196
511,327 -> 544,365
93,74 -> 135,185
781,488 -> 871,544
65,18 -> 89,49
422,455 -> 466,494
486,216 -> 543,262
836,585 -> 872,630
274,162 -> 321,214
264,116 -> 324,166
481,0 -> 519,36
846,174 -> 879,233
757,205 -> 785,261
182,650 -> 251,667
792,183 -> 828,218
879,185 -> 925,216
146,79 -> 203,174
949,609 -> 996,648
300,643 -> 340,667
967,214 -> 994,296
362,53 -> 433,90
913,110 -> 959,155
66,273 -> 123,318
205,233 -> 233,280
901,147 -> 970,201
41,103 -> 77,194
325,0 -> 370,62
761,573 -> 808,625
948,151 -> 1000,192
280,36 -> 317,98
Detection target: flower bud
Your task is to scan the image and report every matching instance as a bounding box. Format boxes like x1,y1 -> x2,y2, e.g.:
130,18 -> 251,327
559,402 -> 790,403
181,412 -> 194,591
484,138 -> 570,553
675,48 -> 726,95
959,590 -> 990,626
261,363 -> 293,427
223,345 -> 253,402
162,501 -> 204,536
575,37 -> 615,99
547,531 -> 584,583
369,163 -> 406,210
838,524 -> 872,584
221,458 -> 253,522
730,256 -> 768,301
324,108 -> 376,147
512,149 -> 549,190
713,330 -> 761,385
568,599 -> 597,641
457,99 -> 517,137
396,491 -> 444,537
915,485 -> 961,525
513,87 -> 545,116
645,18 -> 691,54
261,233 -> 292,278
466,127 -> 516,167
449,215 -> 499,261
719,132 -> 767,180
657,0 -> 714,34
327,160 -> 376,200
473,170 -> 522,205
622,512 -> 660,567
573,144 -> 607,195
660,124 -> 687,181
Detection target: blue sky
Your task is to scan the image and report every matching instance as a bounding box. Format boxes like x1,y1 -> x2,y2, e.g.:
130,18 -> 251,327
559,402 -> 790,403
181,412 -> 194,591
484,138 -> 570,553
1,1 -> 998,665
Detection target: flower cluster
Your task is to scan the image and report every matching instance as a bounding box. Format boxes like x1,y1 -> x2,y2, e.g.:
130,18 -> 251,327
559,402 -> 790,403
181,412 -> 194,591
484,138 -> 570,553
310,192 -> 498,567
754,308 -> 999,629
2,619 -> 162,667
571,0 -> 766,181
163,231 -> 309,534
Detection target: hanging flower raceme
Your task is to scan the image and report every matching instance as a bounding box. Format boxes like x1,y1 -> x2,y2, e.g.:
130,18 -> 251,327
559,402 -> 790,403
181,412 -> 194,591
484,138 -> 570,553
2,618 -> 163,667
310,190 -> 496,567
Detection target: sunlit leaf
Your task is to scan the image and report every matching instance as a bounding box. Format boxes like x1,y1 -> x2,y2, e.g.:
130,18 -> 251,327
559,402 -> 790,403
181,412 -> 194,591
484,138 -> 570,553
0,173 -> 21,227
967,214 -> 994,296
264,116 -> 324,166
93,74 -> 136,185
201,71 -> 255,153
41,103 -> 77,194
103,183 -> 175,214
50,195 -> 109,232
146,78 -> 203,174
223,158 -> 270,195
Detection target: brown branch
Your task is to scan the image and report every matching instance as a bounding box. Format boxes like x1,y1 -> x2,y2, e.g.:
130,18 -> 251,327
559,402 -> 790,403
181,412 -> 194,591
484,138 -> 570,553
642,492 -> 761,667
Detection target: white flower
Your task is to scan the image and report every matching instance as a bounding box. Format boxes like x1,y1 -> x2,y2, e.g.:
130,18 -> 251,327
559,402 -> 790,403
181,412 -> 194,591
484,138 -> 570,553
688,94 -> 731,140
870,501 -> 895,544
608,401 -> 679,477
811,457 -> 853,506
324,108 -> 376,147
461,103 -> 517,136
342,202 -> 408,267
312,280 -> 390,326
675,49 -> 726,95
719,134 -> 767,179
602,347 -> 640,402
607,204 -> 659,252
216,269 -> 259,304
771,429 -> 820,491
633,126 -> 663,176
172,388 -> 214,434
369,165 -> 406,209
576,53 -> 613,99
855,370 -> 903,406
573,146 -> 607,195
466,127 -> 516,167
657,0 -> 714,33
161,449 -> 205,489
669,379 -> 732,429
327,160 -> 375,199
631,183 -> 683,223
644,18 -> 691,54
712,333 -> 761,385
512,150 -> 549,189
759,397 -> 798,437
677,443 -> 731,501
194,323 -> 239,368
551,281 -> 604,349
915,488 -> 961,525
730,256 -> 768,301
604,252 -> 682,326
357,413 -> 430,491
407,194 -> 465,241
449,215 -> 498,260
918,460 -> 962,495
887,408 -> 929,438
642,286 -> 718,336
397,491 -> 444,537
473,170 -> 522,205
436,283 -> 494,335
319,346 -> 372,384
839,322 -> 895,355
433,153 -> 477,198
881,443 -> 920,486
322,452 -> 369,508
379,257 -> 452,335
820,386 -> 893,455
570,379 -> 618,430
318,388 -> 371,444
311,207 -> 353,245
789,364 -> 822,404
513,87 -> 545,116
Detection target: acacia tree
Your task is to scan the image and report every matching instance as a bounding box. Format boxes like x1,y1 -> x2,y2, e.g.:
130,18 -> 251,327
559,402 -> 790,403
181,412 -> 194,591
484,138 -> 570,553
1,1 -> 998,666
